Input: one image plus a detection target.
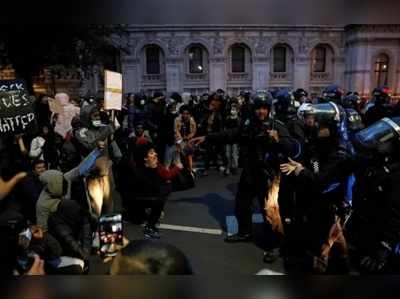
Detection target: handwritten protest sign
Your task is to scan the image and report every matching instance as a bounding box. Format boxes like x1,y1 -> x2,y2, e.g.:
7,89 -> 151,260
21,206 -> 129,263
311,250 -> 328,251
104,70 -> 122,111
0,79 -> 36,134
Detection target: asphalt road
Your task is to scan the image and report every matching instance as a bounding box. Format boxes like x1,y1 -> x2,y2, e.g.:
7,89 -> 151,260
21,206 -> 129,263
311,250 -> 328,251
90,169 -> 285,275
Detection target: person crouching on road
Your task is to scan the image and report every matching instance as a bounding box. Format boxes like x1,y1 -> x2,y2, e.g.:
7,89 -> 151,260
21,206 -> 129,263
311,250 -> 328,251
124,143 -> 183,239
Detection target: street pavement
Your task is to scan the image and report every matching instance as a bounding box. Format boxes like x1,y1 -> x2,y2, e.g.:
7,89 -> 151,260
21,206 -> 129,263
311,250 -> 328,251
90,169 -> 285,274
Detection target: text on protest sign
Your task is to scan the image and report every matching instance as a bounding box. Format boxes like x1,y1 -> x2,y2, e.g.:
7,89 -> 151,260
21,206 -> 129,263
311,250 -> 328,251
104,70 -> 122,111
0,80 -> 36,134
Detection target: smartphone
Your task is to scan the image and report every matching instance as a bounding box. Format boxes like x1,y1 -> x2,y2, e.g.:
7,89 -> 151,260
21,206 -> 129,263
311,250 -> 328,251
17,251 -> 36,274
98,214 -> 123,257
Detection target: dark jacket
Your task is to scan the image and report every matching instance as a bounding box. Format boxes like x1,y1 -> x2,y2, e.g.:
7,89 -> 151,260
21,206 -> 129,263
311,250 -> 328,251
353,161 -> 400,256
199,110 -> 224,136
293,141 -> 354,254
128,164 -> 180,199
147,100 -> 166,133
18,172 -> 43,222
363,104 -> 390,127
206,116 -> 297,184
29,232 -> 62,260
160,112 -> 178,146
48,199 -> 92,260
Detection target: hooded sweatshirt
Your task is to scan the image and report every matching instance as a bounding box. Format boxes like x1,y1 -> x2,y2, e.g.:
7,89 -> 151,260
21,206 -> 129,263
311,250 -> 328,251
74,104 -> 114,154
36,170 -> 65,230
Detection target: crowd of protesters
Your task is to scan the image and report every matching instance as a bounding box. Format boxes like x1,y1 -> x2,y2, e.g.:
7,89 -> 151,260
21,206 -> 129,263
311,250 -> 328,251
1,83 -> 400,275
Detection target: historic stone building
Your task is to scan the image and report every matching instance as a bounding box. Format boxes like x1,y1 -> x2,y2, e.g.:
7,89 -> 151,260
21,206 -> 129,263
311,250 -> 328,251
118,24 -> 400,98
1,24 -> 398,99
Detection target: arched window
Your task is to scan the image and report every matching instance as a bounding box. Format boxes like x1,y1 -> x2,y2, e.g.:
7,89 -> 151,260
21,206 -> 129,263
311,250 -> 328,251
146,46 -> 161,75
188,46 -> 203,73
273,46 -> 287,73
374,53 -> 389,87
312,46 -> 326,73
231,45 -> 245,73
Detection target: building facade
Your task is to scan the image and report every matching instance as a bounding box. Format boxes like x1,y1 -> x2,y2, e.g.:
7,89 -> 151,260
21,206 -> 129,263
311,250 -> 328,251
117,24 -> 400,98
1,24 -> 398,99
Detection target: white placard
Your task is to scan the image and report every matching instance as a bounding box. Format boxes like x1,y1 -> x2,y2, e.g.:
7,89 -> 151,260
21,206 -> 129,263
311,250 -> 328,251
104,70 -> 122,110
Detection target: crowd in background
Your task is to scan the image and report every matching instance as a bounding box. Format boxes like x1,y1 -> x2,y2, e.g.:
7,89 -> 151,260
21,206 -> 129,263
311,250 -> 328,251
1,83 -> 400,275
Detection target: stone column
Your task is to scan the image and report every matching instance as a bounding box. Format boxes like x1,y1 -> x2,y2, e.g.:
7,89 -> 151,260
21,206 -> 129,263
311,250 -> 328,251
334,56 -> 346,88
121,58 -> 140,94
165,58 -> 184,94
209,57 -> 227,92
252,57 -> 269,91
294,56 -> 311,91
395,70 -> 400,97
349,44 -> 370,96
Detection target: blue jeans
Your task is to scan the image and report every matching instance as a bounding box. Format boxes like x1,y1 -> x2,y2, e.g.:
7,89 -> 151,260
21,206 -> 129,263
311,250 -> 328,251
226,143 -> 239,169
164,144 -> 180,167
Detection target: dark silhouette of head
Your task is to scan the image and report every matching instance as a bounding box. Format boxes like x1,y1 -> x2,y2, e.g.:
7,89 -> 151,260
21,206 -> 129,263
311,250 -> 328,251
110,240 -> 193,275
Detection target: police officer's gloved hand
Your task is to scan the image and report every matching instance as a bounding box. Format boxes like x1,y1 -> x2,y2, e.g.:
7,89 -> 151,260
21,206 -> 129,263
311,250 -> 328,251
360,241 -> 391,273
393,243 -> 400,257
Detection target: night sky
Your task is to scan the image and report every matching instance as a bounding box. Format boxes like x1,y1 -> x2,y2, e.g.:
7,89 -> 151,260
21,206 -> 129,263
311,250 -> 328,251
3,0 -> 400,25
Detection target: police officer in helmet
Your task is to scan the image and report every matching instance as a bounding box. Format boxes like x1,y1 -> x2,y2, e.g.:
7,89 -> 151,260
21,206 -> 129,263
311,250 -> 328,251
363,86 -> 392,127
352,117 -> 400,273
190,92 -> 297,248
321,85 -> 343,104
281,101 -> 354,273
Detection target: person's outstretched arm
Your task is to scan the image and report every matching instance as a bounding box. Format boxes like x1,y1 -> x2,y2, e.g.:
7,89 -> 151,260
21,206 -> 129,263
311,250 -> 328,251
0,172 -> 27,200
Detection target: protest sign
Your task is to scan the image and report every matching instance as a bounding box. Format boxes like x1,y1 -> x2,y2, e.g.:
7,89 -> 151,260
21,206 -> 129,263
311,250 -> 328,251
104,70 -> 122,111
0,79 -> 36,134
48,97 -> 63,114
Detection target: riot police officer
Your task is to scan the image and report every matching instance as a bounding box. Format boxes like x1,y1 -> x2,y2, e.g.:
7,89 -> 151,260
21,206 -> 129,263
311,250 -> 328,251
191,94 -> 297,245
293,88 -> 310,105
274,89 -> 305,145
352,117 -> 400,274
341,92 -> 364,138
363,86 -> 392,127
321,85 -> 343,104
281,101 -> 354,273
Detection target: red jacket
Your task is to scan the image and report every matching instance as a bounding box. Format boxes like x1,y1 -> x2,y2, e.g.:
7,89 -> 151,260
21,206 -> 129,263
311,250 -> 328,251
156,164 -> 181,180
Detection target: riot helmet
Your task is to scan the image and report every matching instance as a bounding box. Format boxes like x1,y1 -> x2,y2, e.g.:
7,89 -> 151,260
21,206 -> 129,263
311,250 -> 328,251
298,101 -> 346,125
353,117 -> 400,158
372,86 -> 392,106
252,90 -> 273,110
342,92 -> 362,110
321,85 -> 343,103
293,88 -> 309,104
274,89 -> 296,115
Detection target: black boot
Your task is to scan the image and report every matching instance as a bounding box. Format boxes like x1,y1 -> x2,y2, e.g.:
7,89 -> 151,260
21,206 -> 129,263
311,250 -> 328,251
224,233 -> 252,243
263,248 -> 280,263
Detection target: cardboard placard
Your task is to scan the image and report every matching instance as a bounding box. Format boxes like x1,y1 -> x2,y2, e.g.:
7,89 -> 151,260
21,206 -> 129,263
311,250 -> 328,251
0,79 -> 36,134
104,70 -> 122,111
48,97 -> 63,114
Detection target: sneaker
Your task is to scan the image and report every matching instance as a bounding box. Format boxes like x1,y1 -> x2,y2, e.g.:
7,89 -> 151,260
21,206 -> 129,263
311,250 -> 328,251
224,168 -> 231,176
144,226 -> 161,239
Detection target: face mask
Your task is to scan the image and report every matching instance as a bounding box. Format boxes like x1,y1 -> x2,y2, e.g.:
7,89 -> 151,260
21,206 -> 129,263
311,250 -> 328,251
92,120 -> 102,127
140,100 -> 146,106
